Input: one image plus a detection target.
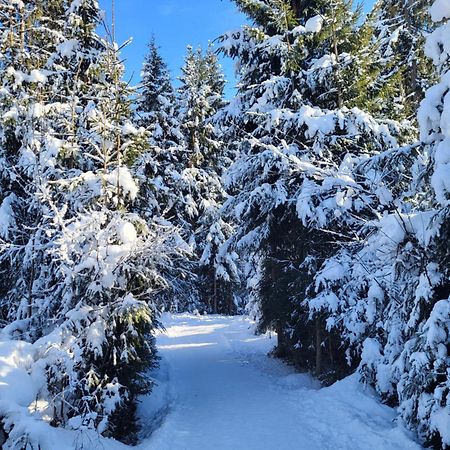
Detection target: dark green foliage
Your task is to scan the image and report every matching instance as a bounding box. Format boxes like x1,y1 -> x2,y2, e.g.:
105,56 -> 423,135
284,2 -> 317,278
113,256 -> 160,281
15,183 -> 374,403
354,0 -> 435,123
217,0 -> 411,388
258,210 -> 353,383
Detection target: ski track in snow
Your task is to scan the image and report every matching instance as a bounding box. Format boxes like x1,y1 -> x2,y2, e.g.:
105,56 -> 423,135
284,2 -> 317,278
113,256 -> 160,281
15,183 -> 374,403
137,313 -> 422,450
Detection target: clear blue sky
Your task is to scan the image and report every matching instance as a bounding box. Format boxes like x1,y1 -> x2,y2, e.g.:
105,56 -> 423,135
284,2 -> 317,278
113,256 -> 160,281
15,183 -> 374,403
99,0 -> 375,97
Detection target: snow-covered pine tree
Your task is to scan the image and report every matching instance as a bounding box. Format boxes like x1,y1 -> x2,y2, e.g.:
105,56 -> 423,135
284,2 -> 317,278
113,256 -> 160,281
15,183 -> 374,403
0,0 -> 71,336
178,45 -> 241,313
133,44 -> 239,314
47,29 -> 161,443
306,1 -> 450,446
354,0 -> 435,123
136,36 -> 183,148
0,0 -> 178,444
133,37 -> 185,233
178,44 -> 226,167
217,0 -> 402,380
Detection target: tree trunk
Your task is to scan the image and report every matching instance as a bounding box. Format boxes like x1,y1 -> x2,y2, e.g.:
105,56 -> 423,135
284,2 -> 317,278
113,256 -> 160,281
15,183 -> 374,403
291,0 -> 302,20
27,239 -> 35,319
213,269 -> 218,314
315,317 -> 322,375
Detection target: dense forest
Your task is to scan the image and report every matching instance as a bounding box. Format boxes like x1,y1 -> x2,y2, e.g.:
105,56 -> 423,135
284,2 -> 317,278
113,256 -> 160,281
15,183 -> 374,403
0,0 -> 449,448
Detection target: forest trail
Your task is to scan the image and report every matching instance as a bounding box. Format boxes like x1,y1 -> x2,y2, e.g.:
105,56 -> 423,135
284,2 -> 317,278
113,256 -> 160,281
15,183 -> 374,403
137,314 -> 422,450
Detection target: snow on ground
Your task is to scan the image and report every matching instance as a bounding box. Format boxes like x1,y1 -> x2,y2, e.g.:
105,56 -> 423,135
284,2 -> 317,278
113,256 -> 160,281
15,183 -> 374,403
0,340 -> 128,450
0,313 -> 422,449
138,313 -> 422,450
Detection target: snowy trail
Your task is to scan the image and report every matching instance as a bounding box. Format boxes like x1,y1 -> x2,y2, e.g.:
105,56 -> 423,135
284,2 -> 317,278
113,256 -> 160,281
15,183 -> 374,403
138,314 -> 421,450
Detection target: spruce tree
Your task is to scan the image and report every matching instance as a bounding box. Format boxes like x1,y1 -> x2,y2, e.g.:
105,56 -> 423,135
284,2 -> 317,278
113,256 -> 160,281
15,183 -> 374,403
133,44 -> 238,314
0,0 -> 69,333
136,37 -> 183,148
178,45 -> 240,313
218,0 -> 402,380
0,0 -> 176,443
178,44 -> 225,167
354,0 -> 434,122
307,1 -> 450,446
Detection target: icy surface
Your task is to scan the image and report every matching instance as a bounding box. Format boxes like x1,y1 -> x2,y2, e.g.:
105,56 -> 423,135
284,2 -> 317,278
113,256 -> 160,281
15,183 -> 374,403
140,314 -> 422,450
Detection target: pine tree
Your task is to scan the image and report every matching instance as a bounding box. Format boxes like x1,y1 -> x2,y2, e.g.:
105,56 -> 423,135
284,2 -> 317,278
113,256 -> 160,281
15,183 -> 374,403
354,0 -> 434,122
47,26 -> 160,442
0,0 -> 178,443
133,44 -> 237,314
178,44 -> 226,167
178,45 -> 241,313
218,0 -> 402,380
136,37 -> 183,147
0,0 -> 70,333
306,2 -> 450,446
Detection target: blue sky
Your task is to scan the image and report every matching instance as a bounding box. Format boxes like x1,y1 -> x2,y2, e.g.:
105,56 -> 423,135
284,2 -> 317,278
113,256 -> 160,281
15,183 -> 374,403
99,0 -> 375,97
99,0 -> 247,96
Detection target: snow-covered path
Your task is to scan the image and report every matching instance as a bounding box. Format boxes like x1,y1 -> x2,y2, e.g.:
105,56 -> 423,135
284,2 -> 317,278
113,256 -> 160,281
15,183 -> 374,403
138,314 -> 421,450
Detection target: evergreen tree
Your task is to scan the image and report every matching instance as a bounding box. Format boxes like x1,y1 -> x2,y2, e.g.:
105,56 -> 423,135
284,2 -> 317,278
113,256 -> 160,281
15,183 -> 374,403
0,0 -> 178,443
178,44 -> 226,167
178,45 -> 240,313
136,36 -> 183,147
0,0 -> 74,333
307,1 -> 450,446
218,0 -> 402,380
133,44 -> 239,314
354,0 -> 434,122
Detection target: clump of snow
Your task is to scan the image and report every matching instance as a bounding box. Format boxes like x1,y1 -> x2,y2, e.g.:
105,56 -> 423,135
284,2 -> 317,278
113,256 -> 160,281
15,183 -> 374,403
105,167 -> 139,200
309,54 -> 337,71
378,210 -> 439,247
430,408 -> 450,448
6,67 -> 25,86
305,15 -> 323,33
29,69 -> 47,84
67,0 -> 83,14
2,106 -> 19,121
122,121 -> 139,135
18,147 -> 37,174
424,298 -> 450,349
32,103 -> 45,118
0,194 -> 15,239
420,4 -> 450,205
77,167 -> 140,201
298,105 -> 336,138
10,0 -> 25,8
292,24 -> 306,36
0,340 -> 36,406
360,338 -> 382,367
56,39 -> 79,58
116,220 -> 138,244
40,136 -> 63,168
86,318 -> 107,357
424,26 -> 450,67
430,0 -> 450,22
